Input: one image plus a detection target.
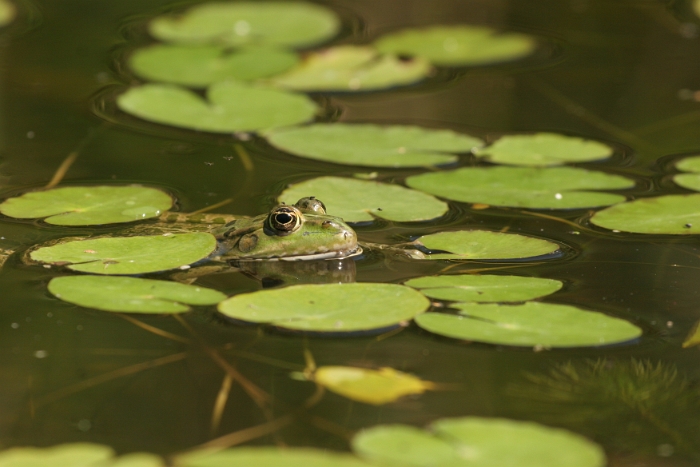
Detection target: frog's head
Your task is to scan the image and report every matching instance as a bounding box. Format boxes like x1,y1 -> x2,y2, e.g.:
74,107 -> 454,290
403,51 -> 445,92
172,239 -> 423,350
216,198 -> 360,261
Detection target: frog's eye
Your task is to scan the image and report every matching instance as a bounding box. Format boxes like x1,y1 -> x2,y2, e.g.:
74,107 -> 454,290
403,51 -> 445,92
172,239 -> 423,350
294,196 -> 327,214
266,206 -> 303,236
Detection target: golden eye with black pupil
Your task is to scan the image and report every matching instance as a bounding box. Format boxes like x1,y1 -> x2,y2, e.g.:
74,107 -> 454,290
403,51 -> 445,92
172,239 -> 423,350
266,206 -> 303,235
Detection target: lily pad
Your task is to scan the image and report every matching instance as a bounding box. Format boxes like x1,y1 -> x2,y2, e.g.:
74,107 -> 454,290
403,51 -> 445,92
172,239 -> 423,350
415,302 -> 641,347
149,2 -> 340,49
405,274 -> 563,302
375,25 -> 537,67
117,82 -> 318,133
279,176 -> 448,223
673,156 -> 700,191
406,166 -> 633,209
0,0 -> 15,27
30,233 -> 216,275
268,46 -> 432,92
475,133 -> 613,167
590,194 -> 700,234
265,123 -> 482,168
0,443 -> 114,467
675,155 -> 700,173
313,366 -> 434,405
129,44 -> 298,87
0,186 -> 173,226
217,283 -> 429,333
177,447 -> 370,467
352,417 -> 605,467
415,230 -> 559,260
48,276 -> 226,313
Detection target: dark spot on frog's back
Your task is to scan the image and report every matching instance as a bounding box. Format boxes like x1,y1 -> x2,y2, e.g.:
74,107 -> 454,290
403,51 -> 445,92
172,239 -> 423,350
238,233 -> 258,253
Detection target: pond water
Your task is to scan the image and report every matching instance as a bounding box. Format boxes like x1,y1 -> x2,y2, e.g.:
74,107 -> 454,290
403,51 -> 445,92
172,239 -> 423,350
1,0 -> 700,465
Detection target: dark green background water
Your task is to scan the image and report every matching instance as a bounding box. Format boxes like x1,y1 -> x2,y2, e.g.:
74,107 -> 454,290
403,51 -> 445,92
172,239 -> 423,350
1,0 -> 700,465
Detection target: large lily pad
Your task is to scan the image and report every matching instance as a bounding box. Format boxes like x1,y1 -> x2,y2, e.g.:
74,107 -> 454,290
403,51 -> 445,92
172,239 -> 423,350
217,283 -> 429,333
149,2 -> 340,49
313,366 -> 434,405
475,133 -> 613,167
279,176 -> 448,223
406,166 -> 633,209
375,25 -> 536,67
405,274 -> 562,302
177,447 -> 369,467
0,186 -> 173,226
268,46 -> 432,92
117,82 -> 317,133
129,44 -> 298,87
415,302 -> 641,347
265,123 -> 482,168
352,417 -> 605,467
415,230 -> 559,260
30,233 -> 216,275
48,276 -> 226,313
590,194 -> 700,234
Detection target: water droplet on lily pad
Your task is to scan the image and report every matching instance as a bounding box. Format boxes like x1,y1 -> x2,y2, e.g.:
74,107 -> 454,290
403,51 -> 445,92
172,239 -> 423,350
265,123 -> 482,168
590,194 -> 700,234
48,276 -> 226,314
406,166 -> 633,209
475,133 -> 613,167
129,44 -> 298,88
217,283 -> 429,333
375,25 -> 537,66
0,186 -> 173,226
149,2 -> 340,49
415,302 -> 641,347
117,82 -> 318,133
415,230 -> 559,260
30,233 -> 216,275
268,46 -> 432,92
405,274 -> 563,302
176,447 -> 369,467
279,176 -> 448,223
352,417 -> 606,467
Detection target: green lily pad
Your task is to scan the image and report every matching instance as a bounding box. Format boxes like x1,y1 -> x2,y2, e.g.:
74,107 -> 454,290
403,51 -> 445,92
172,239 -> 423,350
415,302 -> 641,347
475,133 -> 613,167
313,366 -> 434,405
108,453 -> 164,467
149,2 -> 340,49
375,25 -> 537,67
265,123 -> 482,168
117,82 -> 318,133
405,274 -> 563,302
673,173 -> 700,191
279,176 -> 448,223
30,233 -> 216,275
0,443 -> 114,467
129,44 -> 298,88
406,166 -> 633,209
217,283 -> 429,333
0,0 -> 15,27
268,46 -> 432,92
48,276 -> 226,313
415,230 -> 559,260
590,194 -> 700,234
177,447 -> 370,467
675,155 -> 700,173
352,417 -> 605,467
0,186 -> 173,226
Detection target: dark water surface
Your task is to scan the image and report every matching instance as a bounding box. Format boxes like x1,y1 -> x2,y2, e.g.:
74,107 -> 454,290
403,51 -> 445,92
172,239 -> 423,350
1,0 -> 700,465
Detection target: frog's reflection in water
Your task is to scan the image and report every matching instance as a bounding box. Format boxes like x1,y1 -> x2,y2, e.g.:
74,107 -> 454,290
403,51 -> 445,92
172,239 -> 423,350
237,257 -> 357,287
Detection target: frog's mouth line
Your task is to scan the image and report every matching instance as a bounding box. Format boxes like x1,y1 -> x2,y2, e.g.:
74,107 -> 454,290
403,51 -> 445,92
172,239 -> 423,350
235,245 -> 363,262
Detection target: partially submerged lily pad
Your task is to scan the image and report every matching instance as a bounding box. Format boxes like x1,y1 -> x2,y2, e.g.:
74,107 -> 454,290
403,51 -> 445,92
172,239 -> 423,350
30,233 -> 216,275
177,447 -> 369,467
475,133 -> 613,167
375,25 -> 537,66
352,417 -> 605,467
279,176 -> 448,223
268,46 -> 432,92
129,44 -> 298,87
590,194 -> 700,234
406,166 -> 633,209
265,123 -> 482,168
0,186 -> 173,226
405,274 -> 563,302
217,283 -> 429,333
415,302 -> 642,347
312,366 -> 434,405
149,2 -> 340,49
415,230 -> 559,260
48,276 -> 226,313
117,82 -> 317,133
